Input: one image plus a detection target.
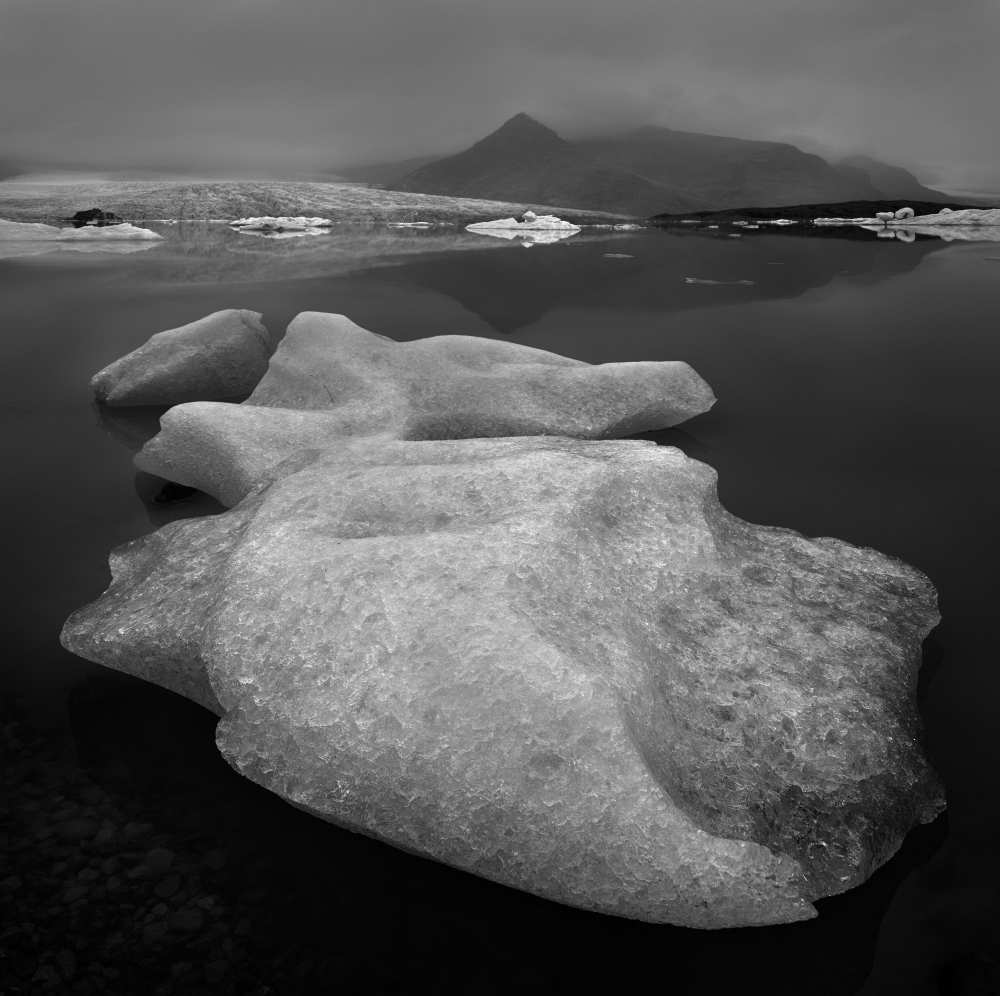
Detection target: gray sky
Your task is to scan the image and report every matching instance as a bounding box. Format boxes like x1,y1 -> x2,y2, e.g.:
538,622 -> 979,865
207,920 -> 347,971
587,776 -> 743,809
3,0 -> 998,190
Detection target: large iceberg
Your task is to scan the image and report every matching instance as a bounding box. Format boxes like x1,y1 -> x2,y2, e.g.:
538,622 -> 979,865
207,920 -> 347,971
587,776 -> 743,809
63,432 -> 943,927
133,312 -> 715,504
90,309 -> 272,407
0,219 -> 162,241
62,311 -> 942,927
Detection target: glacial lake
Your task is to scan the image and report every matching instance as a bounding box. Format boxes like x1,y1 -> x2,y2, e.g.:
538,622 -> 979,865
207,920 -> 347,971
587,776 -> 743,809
3,223 -> 999,994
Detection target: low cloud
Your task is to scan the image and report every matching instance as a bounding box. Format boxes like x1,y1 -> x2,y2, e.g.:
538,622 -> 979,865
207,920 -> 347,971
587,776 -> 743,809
3,0 -> 997,189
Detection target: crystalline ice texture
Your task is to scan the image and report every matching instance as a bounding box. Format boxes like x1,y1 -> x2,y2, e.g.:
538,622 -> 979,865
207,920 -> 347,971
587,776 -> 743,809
63,436 -> 943,927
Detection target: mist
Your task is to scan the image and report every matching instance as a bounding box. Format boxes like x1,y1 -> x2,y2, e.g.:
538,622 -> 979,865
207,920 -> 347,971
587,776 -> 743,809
3,0 -> 998,191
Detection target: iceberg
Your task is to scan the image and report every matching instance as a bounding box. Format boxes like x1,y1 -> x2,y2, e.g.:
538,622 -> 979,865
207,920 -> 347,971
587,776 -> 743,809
466,212 -> 582,244
684,277 -> 755,286
134,311 -> 716,504
0,219 -> 162,241
229,216 -> 334,233
62,309 -> 942,928
889,207 -> 1000,228
90,310 -> 272,407
63,431 -> 943,927
813,217 -> 880,226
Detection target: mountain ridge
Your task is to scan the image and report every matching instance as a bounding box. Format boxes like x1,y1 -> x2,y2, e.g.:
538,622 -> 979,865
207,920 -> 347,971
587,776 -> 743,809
346,114 -> 948,216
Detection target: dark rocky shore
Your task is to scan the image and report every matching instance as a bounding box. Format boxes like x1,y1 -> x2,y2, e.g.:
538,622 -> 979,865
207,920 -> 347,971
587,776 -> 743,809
2,700 -> 281,995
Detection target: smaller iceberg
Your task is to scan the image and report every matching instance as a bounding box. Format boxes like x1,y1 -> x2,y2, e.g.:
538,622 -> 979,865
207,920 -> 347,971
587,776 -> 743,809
466,211 -> 582,244
683,277 -> 756,286
230,216 -> 333,235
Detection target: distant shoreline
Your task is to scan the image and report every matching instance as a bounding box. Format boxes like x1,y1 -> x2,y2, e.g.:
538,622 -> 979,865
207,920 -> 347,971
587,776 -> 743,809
0,177 -> 633,227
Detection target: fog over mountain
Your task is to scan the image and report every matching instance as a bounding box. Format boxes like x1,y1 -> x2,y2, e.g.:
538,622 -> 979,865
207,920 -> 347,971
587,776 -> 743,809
2,0 -> 998,193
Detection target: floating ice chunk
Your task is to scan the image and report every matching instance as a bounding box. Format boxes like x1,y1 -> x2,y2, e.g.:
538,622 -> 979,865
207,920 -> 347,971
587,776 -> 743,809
90,310 -> 272,407
894,206 -> 915,220
888,207 -> 1000,228
63,433 -> 944,927
0,219 -> 162,241
813,217 -> 880,226
135,311 -> 716,504
465,211 -> 582,243
229,216 -> 333,232
684,277 -> 755,286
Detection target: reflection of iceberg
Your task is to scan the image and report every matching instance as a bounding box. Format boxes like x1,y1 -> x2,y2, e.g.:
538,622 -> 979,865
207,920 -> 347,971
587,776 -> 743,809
466,212 -> 581,245
892,225 -> 1000,243
0,240 -> 160,260
0,219 -> 162,241
468,227 -> 579,247
234,228 -> 327,239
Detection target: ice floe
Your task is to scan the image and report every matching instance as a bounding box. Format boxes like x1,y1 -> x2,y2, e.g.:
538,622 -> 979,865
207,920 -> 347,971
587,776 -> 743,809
0,219 -> 163,241
684,277 -> 756,286
230,216 -> 334,233
466,212 -> 582,245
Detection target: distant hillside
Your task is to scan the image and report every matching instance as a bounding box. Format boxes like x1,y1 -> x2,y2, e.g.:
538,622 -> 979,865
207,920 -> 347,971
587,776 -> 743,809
0,177 -> 629,225
371,114 -> 949,216
835,155 -> 948,202
394,113 -> 699,216
577,126 -> 880,209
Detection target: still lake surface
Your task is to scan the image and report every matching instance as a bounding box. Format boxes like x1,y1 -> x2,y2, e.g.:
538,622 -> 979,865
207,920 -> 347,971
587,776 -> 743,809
3,223 -> 999,993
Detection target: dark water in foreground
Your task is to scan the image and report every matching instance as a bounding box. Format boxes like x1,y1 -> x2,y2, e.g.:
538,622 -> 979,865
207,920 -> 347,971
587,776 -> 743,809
2,225 -> 999,994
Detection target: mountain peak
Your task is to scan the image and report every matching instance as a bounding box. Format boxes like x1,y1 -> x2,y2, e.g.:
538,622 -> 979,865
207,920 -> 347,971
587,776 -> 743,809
479,112 -> 564,146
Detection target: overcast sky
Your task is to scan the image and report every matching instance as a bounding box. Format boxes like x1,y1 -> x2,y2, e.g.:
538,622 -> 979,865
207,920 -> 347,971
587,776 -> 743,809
2,0 -> 998,191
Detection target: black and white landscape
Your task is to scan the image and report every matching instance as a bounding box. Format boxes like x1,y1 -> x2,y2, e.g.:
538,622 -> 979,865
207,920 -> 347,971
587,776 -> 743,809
2,2 -> 999,995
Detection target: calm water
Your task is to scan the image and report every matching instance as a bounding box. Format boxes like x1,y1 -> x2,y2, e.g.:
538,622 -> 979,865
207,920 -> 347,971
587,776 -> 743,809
3,224 -> 999,994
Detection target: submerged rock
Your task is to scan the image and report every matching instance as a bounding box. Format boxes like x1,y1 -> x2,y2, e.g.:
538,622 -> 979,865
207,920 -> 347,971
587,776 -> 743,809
62,435 -> 943,927
91,309 -> 272,407
135,311 -> 715,504
69,207 -> 122,227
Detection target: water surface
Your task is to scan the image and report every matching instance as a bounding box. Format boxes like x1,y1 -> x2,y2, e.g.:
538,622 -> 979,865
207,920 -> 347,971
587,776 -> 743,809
3,225 -> 998,994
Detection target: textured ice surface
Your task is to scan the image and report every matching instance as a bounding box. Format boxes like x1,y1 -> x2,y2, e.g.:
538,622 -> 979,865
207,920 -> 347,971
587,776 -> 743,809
90,309 -> 272,407
62,436 -> 943,926
135,311 -> 716,504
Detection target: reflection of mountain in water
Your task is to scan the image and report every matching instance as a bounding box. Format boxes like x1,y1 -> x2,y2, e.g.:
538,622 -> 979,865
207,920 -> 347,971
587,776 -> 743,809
385,230 -> 946,334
